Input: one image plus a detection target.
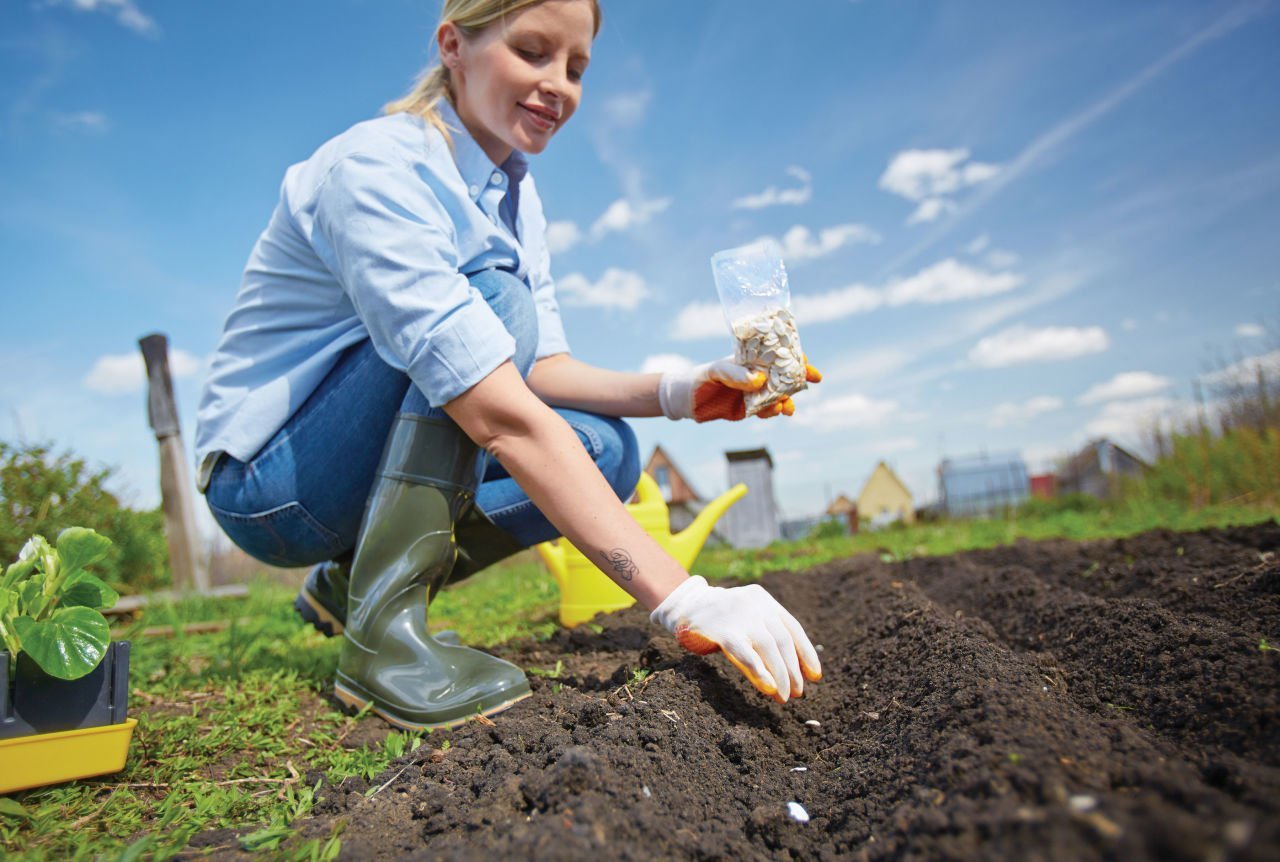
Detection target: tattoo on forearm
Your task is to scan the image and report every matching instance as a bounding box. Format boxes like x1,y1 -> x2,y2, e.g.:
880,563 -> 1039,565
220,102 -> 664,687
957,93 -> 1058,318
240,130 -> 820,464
604,548 -> 638,581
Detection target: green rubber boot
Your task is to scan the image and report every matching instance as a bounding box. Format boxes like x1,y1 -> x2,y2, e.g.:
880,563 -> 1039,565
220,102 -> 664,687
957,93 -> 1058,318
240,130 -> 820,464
333,415 -> 531,730
294,500 -> 524,639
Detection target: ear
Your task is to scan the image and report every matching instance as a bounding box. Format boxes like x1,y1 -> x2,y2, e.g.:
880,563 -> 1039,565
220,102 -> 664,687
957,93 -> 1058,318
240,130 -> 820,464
437,22 -> 463,72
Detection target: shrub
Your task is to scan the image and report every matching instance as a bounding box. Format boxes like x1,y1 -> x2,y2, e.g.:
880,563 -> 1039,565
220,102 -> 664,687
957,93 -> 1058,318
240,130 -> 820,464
0,441 -> 170,593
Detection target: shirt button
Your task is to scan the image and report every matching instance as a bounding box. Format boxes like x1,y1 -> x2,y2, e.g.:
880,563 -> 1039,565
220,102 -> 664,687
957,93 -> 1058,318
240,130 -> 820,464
469,184 -> 480,197
491,172 -> 503,185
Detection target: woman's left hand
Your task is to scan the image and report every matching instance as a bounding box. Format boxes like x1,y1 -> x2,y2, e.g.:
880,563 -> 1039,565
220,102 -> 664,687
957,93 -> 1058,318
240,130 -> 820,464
658,356 -> 822,422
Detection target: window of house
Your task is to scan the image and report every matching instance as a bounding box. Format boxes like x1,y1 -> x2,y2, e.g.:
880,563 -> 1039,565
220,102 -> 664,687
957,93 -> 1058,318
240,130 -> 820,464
654,466 -> 671,499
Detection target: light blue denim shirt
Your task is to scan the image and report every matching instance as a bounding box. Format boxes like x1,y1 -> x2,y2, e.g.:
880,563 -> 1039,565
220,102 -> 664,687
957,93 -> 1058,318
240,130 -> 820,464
194,101 -> 570,485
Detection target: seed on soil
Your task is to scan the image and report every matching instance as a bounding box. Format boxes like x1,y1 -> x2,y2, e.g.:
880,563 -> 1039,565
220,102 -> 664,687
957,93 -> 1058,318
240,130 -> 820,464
804,720 -> 821,728
791,767 -> 808,772
1068,795 -> 1098,813
787,802 -> 810,823
642,785 -> 652,799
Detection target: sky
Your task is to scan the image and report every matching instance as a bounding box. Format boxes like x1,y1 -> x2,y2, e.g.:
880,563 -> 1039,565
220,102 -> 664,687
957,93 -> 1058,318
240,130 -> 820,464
2,0 -> 1279,528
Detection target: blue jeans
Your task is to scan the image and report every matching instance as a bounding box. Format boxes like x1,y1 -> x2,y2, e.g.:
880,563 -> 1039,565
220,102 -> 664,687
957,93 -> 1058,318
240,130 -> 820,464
205,268 -> 641,569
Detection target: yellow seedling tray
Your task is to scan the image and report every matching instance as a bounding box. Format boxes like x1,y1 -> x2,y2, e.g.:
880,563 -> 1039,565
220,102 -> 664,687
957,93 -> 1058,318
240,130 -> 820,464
0,718 -> 137,795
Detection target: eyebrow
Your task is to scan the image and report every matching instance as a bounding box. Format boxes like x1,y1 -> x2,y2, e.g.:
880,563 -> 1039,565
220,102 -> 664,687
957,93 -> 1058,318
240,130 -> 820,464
508,26 -> 590,64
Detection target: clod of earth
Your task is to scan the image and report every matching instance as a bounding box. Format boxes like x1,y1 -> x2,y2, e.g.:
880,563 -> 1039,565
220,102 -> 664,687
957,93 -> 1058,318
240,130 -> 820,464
220,523 -> 1280,860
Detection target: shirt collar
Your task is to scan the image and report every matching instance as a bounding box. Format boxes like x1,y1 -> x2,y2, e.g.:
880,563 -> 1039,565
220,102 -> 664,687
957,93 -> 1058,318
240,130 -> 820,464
436,99 -> 528,201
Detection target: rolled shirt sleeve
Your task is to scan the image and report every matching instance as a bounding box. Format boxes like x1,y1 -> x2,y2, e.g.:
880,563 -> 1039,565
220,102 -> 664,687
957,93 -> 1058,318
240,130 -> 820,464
303,152 -> 516,407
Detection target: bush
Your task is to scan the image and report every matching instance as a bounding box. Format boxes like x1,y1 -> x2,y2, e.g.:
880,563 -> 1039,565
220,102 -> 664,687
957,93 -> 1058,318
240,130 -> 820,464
807,518 -> 848,541
0,440 -> 170,593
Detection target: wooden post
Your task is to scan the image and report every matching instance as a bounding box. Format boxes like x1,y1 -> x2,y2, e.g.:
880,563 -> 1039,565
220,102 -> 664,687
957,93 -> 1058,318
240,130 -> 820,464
139,333 -> 210,594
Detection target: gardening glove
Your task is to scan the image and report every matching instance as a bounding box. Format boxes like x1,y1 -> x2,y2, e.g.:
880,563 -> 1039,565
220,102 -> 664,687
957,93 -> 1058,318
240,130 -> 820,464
650,575 -> 822,703
658,357 -> 822,422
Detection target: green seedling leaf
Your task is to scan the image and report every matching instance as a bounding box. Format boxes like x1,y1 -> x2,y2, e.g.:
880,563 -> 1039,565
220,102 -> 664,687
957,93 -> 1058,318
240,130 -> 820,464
55,527 -> 113,577
18,576 -> 47,615
62,570 -> 120,611
2,555 -> 38,591
12,606 -> 110,679
0,798 -> 32,821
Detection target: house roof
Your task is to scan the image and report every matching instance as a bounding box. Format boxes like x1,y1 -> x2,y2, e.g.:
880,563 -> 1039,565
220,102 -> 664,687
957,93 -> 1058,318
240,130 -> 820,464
643,445 -> 702,503
825,494 -> 856,515
725,447 -> 773,468
858,461 -> 913,502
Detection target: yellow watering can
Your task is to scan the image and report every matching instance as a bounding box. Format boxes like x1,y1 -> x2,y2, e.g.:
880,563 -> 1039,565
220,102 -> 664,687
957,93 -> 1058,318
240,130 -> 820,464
536,472 -> 747,627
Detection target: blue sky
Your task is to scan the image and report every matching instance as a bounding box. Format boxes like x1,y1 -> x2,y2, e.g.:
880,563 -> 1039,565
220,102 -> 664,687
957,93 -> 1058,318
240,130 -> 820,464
2,0 -> 1278,525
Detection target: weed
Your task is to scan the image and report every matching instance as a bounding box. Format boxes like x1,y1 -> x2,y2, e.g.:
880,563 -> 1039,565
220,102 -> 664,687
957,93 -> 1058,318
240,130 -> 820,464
1260,638 -> 1275,652
527,659 -> 565,679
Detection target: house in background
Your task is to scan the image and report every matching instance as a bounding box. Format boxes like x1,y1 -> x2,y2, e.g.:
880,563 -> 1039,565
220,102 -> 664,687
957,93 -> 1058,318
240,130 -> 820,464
642,445 -> 704,533
720,448 -> 780,549
858,461 -> 915,528
938,451 -> 1030,517
1057,438 -> 1148,500
1030,473 -> 1057,500
825,493 -> 858,534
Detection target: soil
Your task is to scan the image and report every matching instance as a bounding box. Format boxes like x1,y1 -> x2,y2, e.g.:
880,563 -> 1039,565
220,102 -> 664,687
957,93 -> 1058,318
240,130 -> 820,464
211,522 -> 1280,860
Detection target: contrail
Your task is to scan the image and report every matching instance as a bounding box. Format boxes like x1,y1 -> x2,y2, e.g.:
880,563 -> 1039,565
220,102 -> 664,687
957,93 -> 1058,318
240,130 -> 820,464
874,1 -> 1272,280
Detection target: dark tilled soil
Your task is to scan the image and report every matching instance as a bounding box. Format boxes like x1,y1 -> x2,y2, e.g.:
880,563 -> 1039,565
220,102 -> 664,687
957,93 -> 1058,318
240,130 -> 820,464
242,522 -> 1280,860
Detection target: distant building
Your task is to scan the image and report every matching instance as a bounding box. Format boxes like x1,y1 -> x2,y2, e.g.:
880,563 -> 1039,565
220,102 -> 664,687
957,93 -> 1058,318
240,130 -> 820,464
938,452 -> 1030,517
1030,473 -> 1057,500
720,448 -> 780,548
857,461 -> 915,528
825,493 -> 858,534
642,445 -> 703,533
1057,439 -> 1148,500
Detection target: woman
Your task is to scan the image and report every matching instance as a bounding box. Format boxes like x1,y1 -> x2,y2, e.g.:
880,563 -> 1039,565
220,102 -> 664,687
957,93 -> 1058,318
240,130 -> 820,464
195,0 -> 822,731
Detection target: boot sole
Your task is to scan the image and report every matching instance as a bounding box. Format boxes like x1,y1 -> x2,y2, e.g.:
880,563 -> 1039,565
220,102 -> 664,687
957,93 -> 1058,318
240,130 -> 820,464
333,679 -> 531,731
294,589 -> 344,637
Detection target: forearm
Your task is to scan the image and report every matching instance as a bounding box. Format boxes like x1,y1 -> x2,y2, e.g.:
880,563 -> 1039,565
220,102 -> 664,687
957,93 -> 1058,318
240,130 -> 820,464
445,364 -> 685,609
526,354 -> 663,418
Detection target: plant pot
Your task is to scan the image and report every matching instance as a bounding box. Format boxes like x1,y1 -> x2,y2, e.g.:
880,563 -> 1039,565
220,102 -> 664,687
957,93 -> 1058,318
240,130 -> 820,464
0,641 -> 133,792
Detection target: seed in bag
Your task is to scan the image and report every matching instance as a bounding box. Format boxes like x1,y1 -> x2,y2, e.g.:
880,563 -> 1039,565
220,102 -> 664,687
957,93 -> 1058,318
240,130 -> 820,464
731,306 -> 807,416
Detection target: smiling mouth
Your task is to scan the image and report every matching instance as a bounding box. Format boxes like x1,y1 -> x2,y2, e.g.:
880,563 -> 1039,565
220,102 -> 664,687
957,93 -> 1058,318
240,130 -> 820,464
519,104 -> 558,131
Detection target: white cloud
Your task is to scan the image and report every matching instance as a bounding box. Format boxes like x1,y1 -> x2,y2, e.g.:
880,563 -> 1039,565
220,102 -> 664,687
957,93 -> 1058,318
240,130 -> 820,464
884,258 -> 1022,306
1078,371 -> 1173,405
46,0 -> 157,34
985,249 -> 1020,269
599,90 -> 651,129
51,110 -> 110,134
732,166 -> 812,210
879,148 -> 1001,202
639,354 -> 694,375
969,324 -> 1109,368
793,284 -> 883,325
556,268 -> 650,310
906,197 -> 957,225
791,391 -> 898,432
988,395 -> 1064,428
589,196 -> 671,239
83,348 -> 202,394
670,301 -> 728,341
762,223 -> 881,263
1084,396 -> 1179,440
545,220 -> 582,255
965,234 -> 991,255
1235,322 -> 1265,338
1199,349 -> 1280,388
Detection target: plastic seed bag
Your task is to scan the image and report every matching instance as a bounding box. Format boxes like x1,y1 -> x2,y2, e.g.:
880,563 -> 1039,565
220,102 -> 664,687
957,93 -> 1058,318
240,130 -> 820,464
710,239 -> 808,416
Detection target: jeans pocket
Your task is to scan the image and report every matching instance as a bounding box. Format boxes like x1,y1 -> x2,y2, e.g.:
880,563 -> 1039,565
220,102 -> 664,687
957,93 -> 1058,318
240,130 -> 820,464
208,500 -> 345,568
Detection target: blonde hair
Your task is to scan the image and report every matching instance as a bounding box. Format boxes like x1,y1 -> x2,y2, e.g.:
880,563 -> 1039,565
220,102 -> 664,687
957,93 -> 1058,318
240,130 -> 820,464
384,0 -> 602,143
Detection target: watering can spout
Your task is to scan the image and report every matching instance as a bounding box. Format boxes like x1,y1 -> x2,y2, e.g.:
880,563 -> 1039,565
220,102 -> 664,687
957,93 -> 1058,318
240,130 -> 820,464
669,483 -> 748,569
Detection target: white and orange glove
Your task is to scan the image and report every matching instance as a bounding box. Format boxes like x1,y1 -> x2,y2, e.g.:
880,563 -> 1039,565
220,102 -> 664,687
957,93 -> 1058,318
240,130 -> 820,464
651,575 -> 822,703
658,357 -> 822,422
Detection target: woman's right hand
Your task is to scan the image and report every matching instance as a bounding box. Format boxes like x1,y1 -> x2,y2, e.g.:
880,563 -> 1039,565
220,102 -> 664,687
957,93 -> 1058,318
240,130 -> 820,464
650,575 -> 822,703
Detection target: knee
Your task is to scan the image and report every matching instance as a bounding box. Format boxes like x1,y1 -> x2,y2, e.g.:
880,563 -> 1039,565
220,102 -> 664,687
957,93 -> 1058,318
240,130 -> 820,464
467,268 -> 538,378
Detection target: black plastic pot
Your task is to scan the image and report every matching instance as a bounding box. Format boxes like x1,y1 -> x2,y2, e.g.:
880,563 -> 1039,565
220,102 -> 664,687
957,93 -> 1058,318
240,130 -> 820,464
0,641 -> 131,740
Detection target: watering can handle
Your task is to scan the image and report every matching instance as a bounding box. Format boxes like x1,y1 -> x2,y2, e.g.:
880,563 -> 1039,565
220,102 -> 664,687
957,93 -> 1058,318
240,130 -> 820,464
634,471 -> 662,504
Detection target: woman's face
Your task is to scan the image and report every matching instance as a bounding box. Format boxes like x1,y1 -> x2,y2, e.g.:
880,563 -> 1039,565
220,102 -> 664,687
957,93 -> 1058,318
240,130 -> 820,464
441,0 -> 594,166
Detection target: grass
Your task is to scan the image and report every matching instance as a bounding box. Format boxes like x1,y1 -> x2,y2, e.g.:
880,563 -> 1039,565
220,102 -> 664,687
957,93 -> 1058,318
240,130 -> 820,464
1,501 -> 1276,859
